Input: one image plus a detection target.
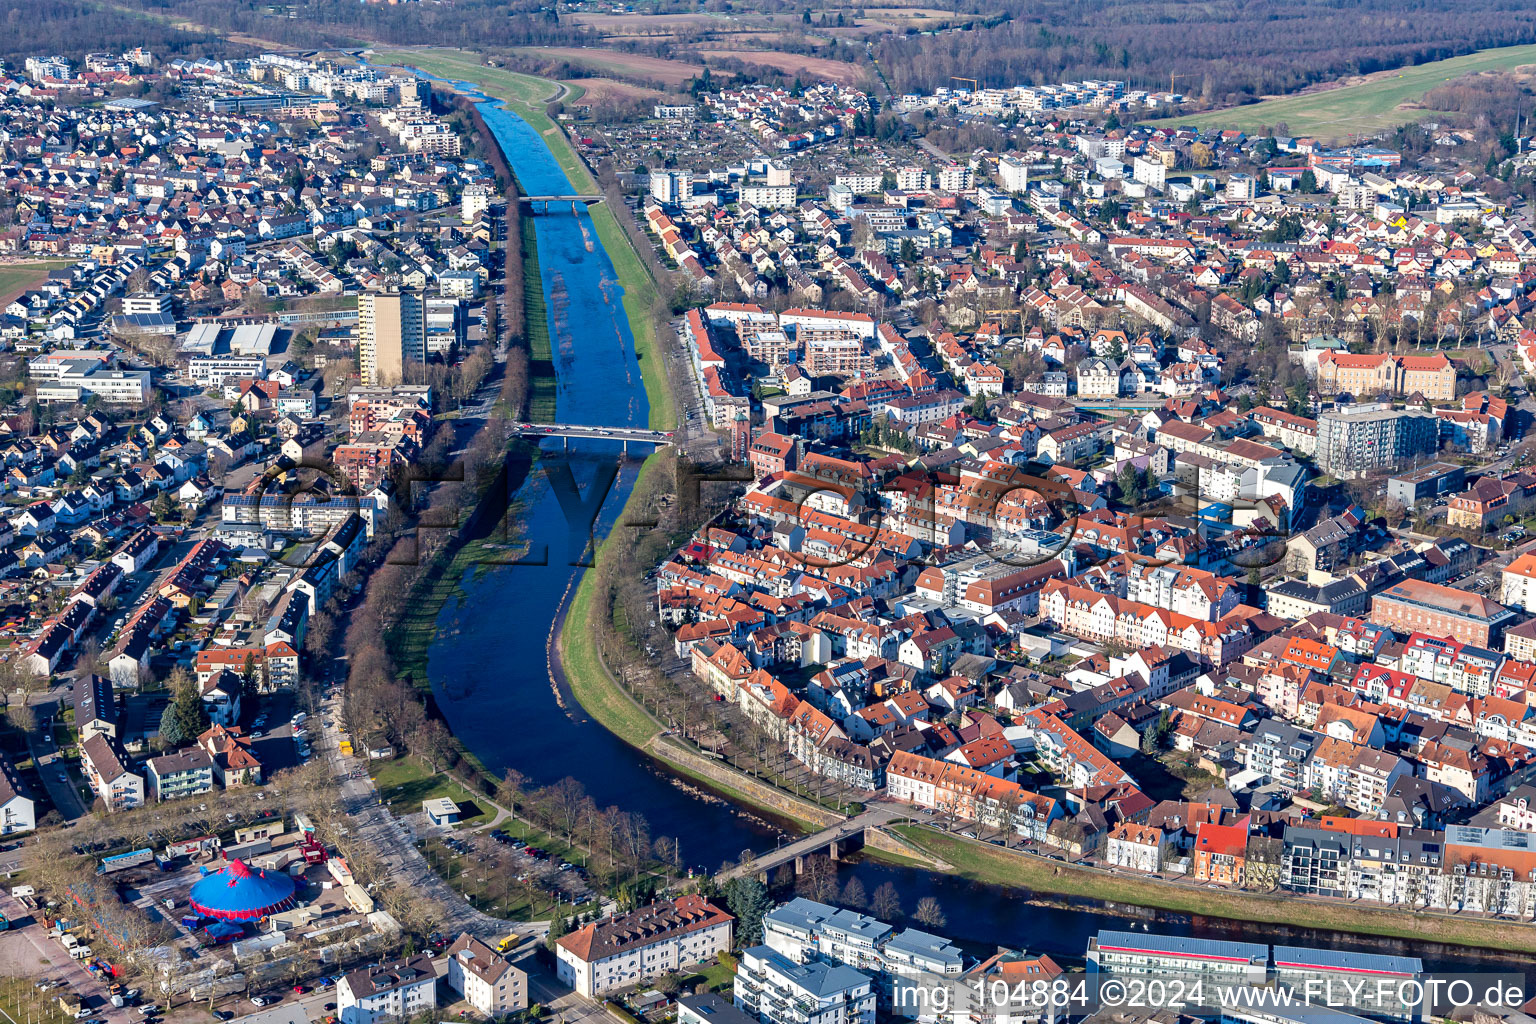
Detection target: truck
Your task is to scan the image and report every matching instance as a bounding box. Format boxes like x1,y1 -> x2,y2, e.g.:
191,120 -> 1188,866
97,849 -> 154,875
495,933 -> 521,954
165,837 -> 216,859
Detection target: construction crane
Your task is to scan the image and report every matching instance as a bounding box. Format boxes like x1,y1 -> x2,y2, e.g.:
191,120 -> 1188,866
951,76 -> 978,95
1168,72 -> 1190,95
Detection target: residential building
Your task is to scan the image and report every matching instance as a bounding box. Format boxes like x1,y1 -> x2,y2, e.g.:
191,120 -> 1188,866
0,756 -> 34,834
146,747 -> 215,802
358,292 -> 426,387
555,895 -> 733,997
734,946 -> 876,1024
337,955 -> 438,1024
445,933 -> 528,1016
1314,405 -> 1437,478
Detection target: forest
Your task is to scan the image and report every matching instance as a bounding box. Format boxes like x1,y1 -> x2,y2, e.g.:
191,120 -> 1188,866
872,0 -> 1536,109
0,0 -> 225,64
115,0 -> 586,52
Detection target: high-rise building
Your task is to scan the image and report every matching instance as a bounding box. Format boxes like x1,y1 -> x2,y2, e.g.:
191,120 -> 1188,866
1314,404 -> 1437,479
359,292 -> 425,387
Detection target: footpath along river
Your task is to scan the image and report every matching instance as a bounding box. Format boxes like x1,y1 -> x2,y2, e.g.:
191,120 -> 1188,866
408,70 -> 1533,977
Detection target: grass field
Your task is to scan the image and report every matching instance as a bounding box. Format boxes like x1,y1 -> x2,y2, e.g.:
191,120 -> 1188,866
897,827 -> 1536,953
514,46 -> 703,87
370,757 -> 495,828
1141,42 -> 1536,140
0,262 -> 66,306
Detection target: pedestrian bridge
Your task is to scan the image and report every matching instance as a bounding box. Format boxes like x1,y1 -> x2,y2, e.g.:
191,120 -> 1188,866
717,805 -> 905,883
513,422 -> 674,452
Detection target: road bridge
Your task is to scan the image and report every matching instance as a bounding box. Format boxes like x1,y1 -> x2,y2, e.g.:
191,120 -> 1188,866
514,421 -> 675,454
519,195 -> 605,214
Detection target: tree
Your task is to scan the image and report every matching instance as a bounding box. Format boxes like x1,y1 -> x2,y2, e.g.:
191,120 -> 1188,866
795,854 -> 839,903
159,676 -> 209,747
1118,464 -> 1145,507
725,876 -> 774,949
841,876 -> 867,910
913,896 -> 947,929
871,881 -> 901,921
1299,169 -> 1318,194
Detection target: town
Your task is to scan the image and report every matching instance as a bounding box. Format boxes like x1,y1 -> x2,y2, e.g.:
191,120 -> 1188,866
0,23 -> 1535,1024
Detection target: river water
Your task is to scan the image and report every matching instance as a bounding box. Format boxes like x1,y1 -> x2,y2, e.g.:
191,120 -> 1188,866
412,78 -> 1531,977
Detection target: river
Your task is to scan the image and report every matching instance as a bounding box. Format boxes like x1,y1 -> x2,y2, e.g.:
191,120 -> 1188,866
410,75 -> 1531,978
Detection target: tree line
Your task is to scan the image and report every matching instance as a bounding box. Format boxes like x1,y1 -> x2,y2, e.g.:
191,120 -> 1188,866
872,0 -> 1536,110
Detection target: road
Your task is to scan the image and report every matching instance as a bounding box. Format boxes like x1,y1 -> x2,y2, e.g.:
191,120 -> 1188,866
314,689 -> 516,941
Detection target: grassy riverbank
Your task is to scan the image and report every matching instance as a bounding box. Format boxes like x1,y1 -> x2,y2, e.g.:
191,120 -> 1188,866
378,48 -> 674,431
377,51 -> 835,839
521,217 -> 557,423
897,826 -> 1536,954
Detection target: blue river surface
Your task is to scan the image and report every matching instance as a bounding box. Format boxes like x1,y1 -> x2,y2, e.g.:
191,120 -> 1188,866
404,75 -> 1532,976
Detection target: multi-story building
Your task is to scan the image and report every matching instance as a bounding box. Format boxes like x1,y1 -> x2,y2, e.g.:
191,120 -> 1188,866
188,354 -> 268,387
146,747 -> 215,802
1371,579 -> 1517,647
445,933 -> 528,1016
1314,351 -> 1456,401
1314,405 -> 1437,478
1238,719 -> 1316,793
735,946 -> 876,1024
1502,552 -> 1536,611
997,154 -> 1030,193
1281,826 -> 1348,898
555,895 -> 733,997
1105,823 -> 1166,873
1448,472 -> 1536,530
802,329 -> 873,376
80,733 -> 143,812
1086,931 -> 1268,983
337,955 -> 438,1024
358,292 -> 426,387
0,756 -> 34,835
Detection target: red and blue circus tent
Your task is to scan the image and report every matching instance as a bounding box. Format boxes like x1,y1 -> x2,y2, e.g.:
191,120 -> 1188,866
188,859 -> 297,921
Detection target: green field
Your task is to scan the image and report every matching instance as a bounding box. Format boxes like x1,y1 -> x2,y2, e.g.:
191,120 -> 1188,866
1141,42 -> 1536,139
0,262 -> 67,304
376,49 -> 676,432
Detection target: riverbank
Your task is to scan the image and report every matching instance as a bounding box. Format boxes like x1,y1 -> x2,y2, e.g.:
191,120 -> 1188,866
897,826 -> 1536,954
378,48 -> 674,431
379,56 -> 840,837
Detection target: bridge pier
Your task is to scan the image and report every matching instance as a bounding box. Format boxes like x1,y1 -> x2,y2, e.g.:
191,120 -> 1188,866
561,435 -> 568,452
621,438 -> 628,458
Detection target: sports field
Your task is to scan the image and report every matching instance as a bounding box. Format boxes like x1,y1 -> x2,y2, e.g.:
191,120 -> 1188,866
1141,42 -> 1536,139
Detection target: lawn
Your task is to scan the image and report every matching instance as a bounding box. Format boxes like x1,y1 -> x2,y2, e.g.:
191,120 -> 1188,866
895,826 -> 1536,953
370,757 -> 495,828
0,262 -> 67,306
679,952 -> 738,994
1141,42 -> 1536,139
